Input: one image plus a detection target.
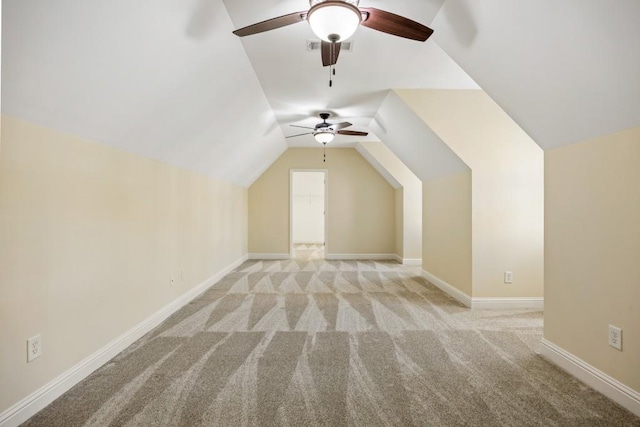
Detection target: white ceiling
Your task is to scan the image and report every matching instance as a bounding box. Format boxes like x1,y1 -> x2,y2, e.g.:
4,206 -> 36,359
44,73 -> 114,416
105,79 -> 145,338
432,0 -> 640,149
3,0 -> 638,184
223,0 -> 479,147
2,0 -> 287,186
371,90 -> 469,182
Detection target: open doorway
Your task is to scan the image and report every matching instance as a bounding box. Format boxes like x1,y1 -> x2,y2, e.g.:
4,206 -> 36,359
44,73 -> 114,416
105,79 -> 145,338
290,170 -> 327,260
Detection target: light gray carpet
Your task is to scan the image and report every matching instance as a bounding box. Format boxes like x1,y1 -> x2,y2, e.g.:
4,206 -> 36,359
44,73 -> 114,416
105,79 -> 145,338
293,243 -> 325,260
24,259 -> 640,426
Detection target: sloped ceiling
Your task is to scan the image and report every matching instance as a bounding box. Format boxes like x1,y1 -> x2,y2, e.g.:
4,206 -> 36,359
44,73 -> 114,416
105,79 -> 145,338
354,143 -> 401,189
355,141 -> 421,190
1,0 -> 287,186
371,90 -> 469,182
432,0 -> 640,149
223,0 -> 479,147
2,0 -> 479,186
3,0 -> 636,186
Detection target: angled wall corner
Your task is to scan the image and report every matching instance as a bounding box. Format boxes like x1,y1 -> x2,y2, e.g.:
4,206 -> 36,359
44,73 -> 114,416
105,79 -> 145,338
370,90 -> 470,182
431,0 -> 640,150
370,90 -> 471,294
354,143 -> 402,190
355,141 -> 422,263
1,0 -> 288,188
379,88 -> 543,301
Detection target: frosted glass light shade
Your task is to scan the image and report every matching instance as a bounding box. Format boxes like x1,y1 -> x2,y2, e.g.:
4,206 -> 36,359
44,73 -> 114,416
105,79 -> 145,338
308,2 -> 362,42
314,130 -> 335,144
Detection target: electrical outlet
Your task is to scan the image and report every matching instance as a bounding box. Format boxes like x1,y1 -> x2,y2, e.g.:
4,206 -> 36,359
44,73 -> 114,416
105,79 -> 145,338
608,325 -> 622,351
504,271 -> 513,284
27,335 -> 42,362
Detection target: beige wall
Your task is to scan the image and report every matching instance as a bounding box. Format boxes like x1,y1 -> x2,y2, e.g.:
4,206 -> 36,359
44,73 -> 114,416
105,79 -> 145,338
545,127 -> 640,393
423,171 -> 473,296
398,89 -> 544,298
395,188 -> 404,257
0,116 -> 248,413
402,182 -> 422,261
248,148 -> 395,256
356,141 -> 422,261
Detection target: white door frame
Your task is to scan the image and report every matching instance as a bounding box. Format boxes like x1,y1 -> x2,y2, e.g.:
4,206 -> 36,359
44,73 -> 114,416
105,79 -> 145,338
290,169 -> 328,259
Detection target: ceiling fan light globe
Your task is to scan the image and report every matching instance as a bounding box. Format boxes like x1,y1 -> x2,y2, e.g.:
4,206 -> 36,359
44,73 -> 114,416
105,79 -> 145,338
308,2 -> 362,43
314,131 -> 335,144
309,0 -> 359,6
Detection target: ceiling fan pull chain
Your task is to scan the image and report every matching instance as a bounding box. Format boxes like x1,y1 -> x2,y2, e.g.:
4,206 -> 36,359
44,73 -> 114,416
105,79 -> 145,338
332,42 -> 336,76
328,41 -> 336,87
323,142 -> 326,162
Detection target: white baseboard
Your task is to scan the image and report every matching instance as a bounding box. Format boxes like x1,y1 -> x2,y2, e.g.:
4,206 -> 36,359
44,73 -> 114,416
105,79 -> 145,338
421,270 -> 543,310
0,254 -> 249,427
540,339 -> 640,417
422,270 -> 472,307
325,253 -> 397,261
248,253 -> 290,260
392,254 -> 422,266
472,297 -> 544,310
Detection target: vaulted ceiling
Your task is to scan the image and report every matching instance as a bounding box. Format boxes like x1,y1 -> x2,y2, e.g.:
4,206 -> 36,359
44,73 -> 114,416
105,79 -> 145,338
3,0 -> 639,185
433,0 -> 640,150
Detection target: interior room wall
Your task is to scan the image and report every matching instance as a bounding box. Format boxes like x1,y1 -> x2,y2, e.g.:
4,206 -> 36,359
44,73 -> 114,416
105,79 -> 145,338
544,126 -> 640,395
248,148 -> 395,257
397,89 -> 544,298
423,171 -> 472,296
401,182 -> 422,263
356,141 -> 422,262
370,91 -> 469,183
1,2 -> 2,147
395,188 -> 404,258
0,116 -> 249,415
431,0 -> 640,151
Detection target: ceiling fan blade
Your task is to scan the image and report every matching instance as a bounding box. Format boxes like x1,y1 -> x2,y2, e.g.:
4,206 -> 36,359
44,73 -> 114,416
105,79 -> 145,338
233,12 -> 306,37
360,8 -> 434,41
332,122 -> 352,130
286,132 -> 314,138
337,130 -> 369,136
290,125 -> 316,130
321,41 -> 341,67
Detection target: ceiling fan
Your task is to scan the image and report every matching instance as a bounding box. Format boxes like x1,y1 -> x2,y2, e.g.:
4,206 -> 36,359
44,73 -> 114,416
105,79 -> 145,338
287,112 -> 368,144
232,0 -> 434,68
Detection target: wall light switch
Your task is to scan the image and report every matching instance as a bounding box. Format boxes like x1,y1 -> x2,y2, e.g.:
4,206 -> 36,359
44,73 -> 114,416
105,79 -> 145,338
504,271 -> 513,284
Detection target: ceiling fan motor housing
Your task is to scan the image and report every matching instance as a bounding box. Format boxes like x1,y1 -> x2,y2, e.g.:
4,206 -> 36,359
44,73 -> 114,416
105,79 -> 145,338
285,112 -> 367,143
309,0 -> 359,7
314,113 -> 335,142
